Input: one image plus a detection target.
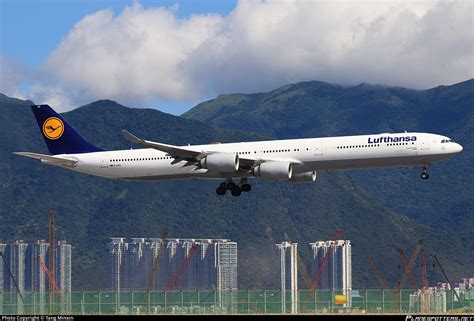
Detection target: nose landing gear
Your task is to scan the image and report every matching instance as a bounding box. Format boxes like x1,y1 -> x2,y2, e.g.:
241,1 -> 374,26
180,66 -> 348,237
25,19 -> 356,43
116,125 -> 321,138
420,166 -> 429,180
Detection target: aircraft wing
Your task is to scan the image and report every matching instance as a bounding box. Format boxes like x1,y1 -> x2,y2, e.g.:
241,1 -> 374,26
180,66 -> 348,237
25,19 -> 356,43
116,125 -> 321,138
122,130 -> 205,162
14,152 -> 78,167
122,130 -> 304,169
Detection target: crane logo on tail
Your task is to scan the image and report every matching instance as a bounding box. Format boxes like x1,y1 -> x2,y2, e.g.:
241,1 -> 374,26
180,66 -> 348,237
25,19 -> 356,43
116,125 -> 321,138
42,117 -> 64,140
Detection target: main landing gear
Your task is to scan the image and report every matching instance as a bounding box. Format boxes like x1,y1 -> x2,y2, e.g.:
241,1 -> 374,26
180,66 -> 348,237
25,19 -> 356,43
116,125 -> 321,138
420,166 -> 430,180
216,179 -> 252,196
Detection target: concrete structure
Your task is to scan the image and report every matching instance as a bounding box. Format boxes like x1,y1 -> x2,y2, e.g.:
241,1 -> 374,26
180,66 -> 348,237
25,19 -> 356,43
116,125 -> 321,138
458,277 -> 474,291
409,289 -> 447,313
55,241 -> 72,294
126,238 -> 148,290
276,241 -> 298,314
3,240 -> 28,293
216,240 -> 238,292
25,240 -> 49,294
106,238 -> 238,295
1,241 -> 71,292
309,240 -> 352,306
106,238 -> 127,291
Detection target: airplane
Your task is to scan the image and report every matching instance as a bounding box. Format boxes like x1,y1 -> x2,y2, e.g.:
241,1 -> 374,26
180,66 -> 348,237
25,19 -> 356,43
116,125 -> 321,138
15,104 -> 463,196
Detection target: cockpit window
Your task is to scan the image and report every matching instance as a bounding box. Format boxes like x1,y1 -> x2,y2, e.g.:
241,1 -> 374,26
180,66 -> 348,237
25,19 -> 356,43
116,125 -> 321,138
442,139 -> 454,143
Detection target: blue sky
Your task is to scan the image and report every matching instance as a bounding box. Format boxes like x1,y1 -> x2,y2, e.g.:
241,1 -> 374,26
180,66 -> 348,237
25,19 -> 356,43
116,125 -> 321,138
1,0 -> 237,69
1,1 -> 472,114
1,0 -> 237,114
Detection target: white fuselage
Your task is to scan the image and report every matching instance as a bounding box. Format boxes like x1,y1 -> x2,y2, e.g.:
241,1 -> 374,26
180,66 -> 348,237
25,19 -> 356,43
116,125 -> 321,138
46,132 -> 462,181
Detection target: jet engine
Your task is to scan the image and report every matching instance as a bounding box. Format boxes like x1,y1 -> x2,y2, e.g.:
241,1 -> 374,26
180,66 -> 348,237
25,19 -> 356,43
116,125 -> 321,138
288,171 -> 317,183
200,153 -> 239,172
253,162 -> 292,180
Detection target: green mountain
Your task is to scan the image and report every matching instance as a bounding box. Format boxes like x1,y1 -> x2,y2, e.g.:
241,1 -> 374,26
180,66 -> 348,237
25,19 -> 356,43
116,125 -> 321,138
183,79 -> 474,233
0,90 -> 472,291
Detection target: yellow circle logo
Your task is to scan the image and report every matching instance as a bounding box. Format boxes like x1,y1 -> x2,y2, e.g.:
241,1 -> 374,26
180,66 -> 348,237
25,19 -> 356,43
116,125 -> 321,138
42,117 -> 64,140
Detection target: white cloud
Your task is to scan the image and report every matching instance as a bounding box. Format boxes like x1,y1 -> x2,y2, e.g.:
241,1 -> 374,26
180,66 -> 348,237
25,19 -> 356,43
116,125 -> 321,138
11,0 -> 474,111
0,54 -> 29,98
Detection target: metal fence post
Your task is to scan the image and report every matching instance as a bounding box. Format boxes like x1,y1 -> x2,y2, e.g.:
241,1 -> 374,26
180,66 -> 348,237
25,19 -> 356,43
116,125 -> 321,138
329,290 -> 334,313
314,290 -> 317,313
247,290 -> 250,313
264,290 -> 267,314
451,289 -> 454,311
148,291 -> 150,314
382,289 -> 384,314
365,289 -> 368,313
399,290 -> 402,313
197,290 -> 200,314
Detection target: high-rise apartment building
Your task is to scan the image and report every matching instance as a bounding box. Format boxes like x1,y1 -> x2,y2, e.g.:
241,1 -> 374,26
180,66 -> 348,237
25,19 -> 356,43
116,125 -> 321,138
309,240 -> 352,306
1,240 -> 71,296
276,241 -> 298,314
106,238 -> 237,293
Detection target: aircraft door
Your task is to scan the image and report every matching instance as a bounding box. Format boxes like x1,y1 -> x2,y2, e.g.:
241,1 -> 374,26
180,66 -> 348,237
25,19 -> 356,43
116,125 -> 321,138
314,144 -> 323,156
420,140 -> 429,150
100,159 -> 108,168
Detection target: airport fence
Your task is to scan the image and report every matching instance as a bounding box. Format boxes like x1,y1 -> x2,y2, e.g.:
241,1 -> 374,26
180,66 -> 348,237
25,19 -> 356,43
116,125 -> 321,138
0,289 -> 471,315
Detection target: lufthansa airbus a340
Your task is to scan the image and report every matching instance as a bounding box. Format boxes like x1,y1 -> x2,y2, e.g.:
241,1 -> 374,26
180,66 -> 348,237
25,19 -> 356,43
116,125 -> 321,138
15,105 -> 463,196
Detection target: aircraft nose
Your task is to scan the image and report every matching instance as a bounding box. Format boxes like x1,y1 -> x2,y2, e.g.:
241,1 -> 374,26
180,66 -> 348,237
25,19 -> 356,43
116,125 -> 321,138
454,143 -> 463,153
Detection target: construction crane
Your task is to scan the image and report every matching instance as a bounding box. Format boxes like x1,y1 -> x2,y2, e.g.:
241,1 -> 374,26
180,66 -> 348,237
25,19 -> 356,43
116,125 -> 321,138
310,229 -> 343,291
0,251 -> 24,304
147,229 -> 168,292
368,256 -> 389,289
48,208 -> 56,314
421,250 -> 428,290
431,254 -> 463,306
398,248 -> 419,290
37,255 -> 60,292
283,233 -> 313,289
37,255 -> 65,307
397,240 -> 423,291
165,243 -> 198,290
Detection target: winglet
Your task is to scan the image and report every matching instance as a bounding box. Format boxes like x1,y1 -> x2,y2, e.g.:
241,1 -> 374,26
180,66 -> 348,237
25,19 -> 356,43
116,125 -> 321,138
121,130 -> 143,145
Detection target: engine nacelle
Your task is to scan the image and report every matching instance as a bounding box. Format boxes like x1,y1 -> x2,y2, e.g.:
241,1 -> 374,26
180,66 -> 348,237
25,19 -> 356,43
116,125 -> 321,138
288,171 -> 317,183
200,153 -> 239,172
253,162 -> 293,180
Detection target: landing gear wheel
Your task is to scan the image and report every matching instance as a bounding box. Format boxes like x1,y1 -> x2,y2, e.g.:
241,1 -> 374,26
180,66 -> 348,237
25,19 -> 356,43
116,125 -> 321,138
216,187 -> 226,195
420,166 -> 430,180
241,183 -> 252,192
231,186 -> 242,197
227,182 -> 237,190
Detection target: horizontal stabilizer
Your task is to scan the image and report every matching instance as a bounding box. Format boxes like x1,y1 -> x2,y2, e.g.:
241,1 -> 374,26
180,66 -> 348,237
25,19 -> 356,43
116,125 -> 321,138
14,152 -> 78,167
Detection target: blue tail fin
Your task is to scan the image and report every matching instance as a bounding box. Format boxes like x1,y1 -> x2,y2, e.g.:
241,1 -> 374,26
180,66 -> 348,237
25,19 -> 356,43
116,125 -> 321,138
31,104 -> 104,155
